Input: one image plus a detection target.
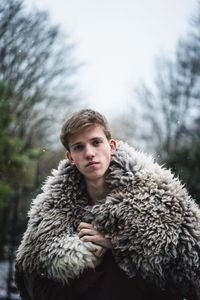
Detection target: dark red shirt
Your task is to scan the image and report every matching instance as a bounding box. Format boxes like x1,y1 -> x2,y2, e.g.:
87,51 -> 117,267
32,251 -> 182,300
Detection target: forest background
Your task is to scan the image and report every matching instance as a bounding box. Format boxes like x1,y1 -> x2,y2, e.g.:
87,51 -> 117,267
0,0 -> 200,298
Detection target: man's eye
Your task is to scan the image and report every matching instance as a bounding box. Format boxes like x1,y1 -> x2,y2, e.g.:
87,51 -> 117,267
93,140 -> 101,146
73,145 -> 83,152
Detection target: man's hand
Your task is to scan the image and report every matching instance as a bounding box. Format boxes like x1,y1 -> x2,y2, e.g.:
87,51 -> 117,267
78,222 -> 113,251
91,244 -> 107,258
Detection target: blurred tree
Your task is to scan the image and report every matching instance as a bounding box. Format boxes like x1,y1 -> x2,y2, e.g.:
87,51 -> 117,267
126,1 -> 200,202
127,1 -> 200,158
0,0 -> 79,148
0,0 -> 81,259
0,82 -> 13,207
130,51 -> 198,159
0,81 -> 35,258
165,117 -> 200,203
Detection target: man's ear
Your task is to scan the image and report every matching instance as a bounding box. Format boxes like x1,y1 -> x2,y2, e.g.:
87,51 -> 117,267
109,139 -> 117,154
66,151 -> 74,164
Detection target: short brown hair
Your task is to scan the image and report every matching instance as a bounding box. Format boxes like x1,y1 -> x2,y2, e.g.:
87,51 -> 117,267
60,109 -> 111,150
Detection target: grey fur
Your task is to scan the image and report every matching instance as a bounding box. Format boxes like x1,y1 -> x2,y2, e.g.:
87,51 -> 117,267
16,141 -> 200,298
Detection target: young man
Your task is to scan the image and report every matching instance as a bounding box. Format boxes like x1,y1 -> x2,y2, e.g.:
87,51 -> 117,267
15,109 -> 200,299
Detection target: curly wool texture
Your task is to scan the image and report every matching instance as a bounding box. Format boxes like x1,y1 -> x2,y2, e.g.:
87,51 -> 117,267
16,163 -> 96,282
16,141 -> 200,298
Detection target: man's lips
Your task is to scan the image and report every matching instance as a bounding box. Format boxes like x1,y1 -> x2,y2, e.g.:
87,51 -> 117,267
86,161 -> 99,167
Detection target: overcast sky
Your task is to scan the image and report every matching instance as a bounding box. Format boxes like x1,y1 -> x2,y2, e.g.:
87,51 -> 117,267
26,0 -> 197,117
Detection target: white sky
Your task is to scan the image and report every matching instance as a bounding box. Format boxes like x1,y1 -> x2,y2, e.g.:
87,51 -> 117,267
26,0 -> 197,117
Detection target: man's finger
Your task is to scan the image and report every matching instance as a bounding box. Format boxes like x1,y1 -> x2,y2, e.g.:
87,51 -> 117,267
80,235 -> 99,243
92,245 -> 106,257
78,229 -> 97,238
78,222 -> 93,230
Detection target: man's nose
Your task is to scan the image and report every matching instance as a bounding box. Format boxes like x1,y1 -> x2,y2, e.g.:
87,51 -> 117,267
85,145 -> 95,159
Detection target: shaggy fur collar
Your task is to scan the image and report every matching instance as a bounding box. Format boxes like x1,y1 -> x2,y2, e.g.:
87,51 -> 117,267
16,141 -> 200,298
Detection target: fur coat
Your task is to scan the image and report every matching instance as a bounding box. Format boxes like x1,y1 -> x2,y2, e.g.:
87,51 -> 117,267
15,141 -> 200,299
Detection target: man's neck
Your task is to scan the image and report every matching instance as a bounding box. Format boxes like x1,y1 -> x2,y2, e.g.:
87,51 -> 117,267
85,179 -> 108,203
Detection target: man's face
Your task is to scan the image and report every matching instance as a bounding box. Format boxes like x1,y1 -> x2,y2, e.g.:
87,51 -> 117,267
67,125 -> 116,185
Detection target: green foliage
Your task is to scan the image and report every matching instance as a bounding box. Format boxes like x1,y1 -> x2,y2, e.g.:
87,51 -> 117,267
0,81 -> 41,207
0,181 -> 12,207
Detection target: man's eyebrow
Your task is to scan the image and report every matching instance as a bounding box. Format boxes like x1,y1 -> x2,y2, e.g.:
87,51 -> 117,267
90,136 -> 103,140
70,141 -> 82,147
70,137 -> 103,147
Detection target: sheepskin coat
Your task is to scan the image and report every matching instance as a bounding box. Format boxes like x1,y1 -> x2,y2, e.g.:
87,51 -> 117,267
15,141 -> 200,299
